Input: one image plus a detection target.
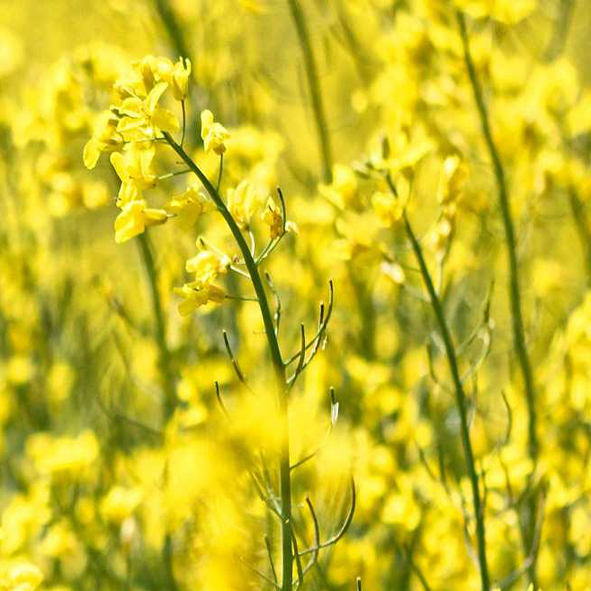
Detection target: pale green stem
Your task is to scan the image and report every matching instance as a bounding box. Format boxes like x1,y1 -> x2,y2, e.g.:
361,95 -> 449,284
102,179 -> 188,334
287,0 -> 333,183
137,231 -> 177,423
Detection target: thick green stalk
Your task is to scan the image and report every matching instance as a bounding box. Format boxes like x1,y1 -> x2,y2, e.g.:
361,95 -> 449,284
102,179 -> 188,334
137,231 -> 177,423
287,0 -> 333,183
400,207 -> 491,591
457,12 -> 540,587
162,133 -> 293,591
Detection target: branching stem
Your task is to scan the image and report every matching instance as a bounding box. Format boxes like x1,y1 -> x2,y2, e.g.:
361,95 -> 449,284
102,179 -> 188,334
386,174 -> 490,591
456,11 -> 537,461
162,132 -> 293,591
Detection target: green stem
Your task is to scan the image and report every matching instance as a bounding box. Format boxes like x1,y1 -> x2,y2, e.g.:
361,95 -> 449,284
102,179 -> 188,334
163,533 -> 178,591
457,11 -> 539,586
401,209 -> 491,591
153,0 -> 203,142
162,132 -> 293,591
137,231 -> 177,422
568,190 -> 591,285
457,11 -> 537,461
287,0 -> 333,183
544,0 -> 575,61
153,0 -> 191,64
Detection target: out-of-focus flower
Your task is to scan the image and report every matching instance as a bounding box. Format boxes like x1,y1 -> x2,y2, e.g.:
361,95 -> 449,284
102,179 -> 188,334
174,282 -> 226,316
201,110 -> 230,155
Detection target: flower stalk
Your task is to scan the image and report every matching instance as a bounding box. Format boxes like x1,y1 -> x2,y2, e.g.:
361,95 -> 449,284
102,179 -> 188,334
456,11 -> 537,463
137,230 -> 178,422
162,131 -> 293,591
386,176 -> 491,591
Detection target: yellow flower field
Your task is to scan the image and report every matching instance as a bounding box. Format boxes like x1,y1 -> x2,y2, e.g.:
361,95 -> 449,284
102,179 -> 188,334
1,1 -> 591,590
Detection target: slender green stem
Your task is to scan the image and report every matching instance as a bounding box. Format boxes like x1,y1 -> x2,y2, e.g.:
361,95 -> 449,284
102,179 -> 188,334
162,132 -> 293,591
401,208 -> 491,591
457,11 -> 537,462
457,11 -> 540,587
544,0 -> 575,61
217,153 -> 224,192
137,231 -> 177,422
287,0 -> 333,183
181,100 -> 186,147
153,0 -> 191,64
334,0 -> 371,84
163,533 -> 178,591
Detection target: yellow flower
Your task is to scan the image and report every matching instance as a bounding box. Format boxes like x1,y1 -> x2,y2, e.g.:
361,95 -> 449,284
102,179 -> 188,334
262,197 -> 283,239
0,26 -> 24,79
567,90 -> 591,137
381,488 -> 420,530
169,57 -> 191,101
431,217 -> 454,258
167,187 -> 214,229
185,249 -> 230,285
373,131 -> 433,180
6,355 -> 34,385
47,362 -> 74,403
117,80 -> 180,138
39,521 -> 78,557
83,113 -> 123,169
82,180 -> 109,209
227,180 -> 265,229
116,55 -> 173,98
114,201 -> 146,243
319,164 -> 358,209
110,146 -> 157,206
201,110 -> 230,155
3,562 -> 43,591
136,55 -> 173,91
100,486 -> 143,524
27,430 -> 99,478
436,155 -> 467,205
114,200 -> 167,244
174,282 -> 226,316
372,191 -> 405,226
